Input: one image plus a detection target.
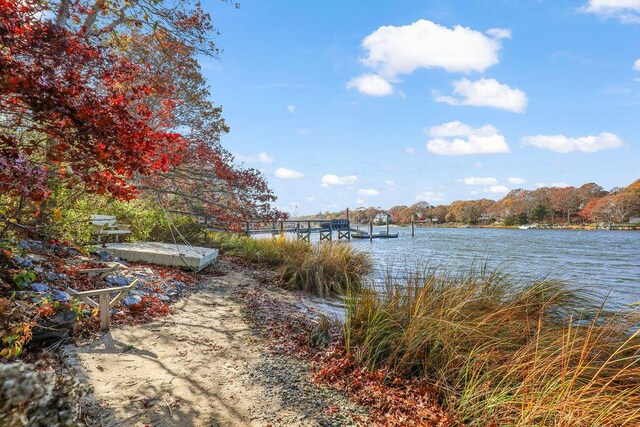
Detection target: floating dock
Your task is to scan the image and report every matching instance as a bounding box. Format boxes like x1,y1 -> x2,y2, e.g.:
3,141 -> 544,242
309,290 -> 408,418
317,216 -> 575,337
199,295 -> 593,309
105,242 -> 218,271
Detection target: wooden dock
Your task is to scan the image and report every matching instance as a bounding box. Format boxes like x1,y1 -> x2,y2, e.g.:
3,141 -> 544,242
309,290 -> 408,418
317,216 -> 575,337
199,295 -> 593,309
244,218 -> 352,241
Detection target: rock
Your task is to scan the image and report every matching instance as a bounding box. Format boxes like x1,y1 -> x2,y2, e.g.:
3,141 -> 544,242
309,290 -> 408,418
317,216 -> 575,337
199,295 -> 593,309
51,290 -> 70,303
31,283 -> 50,293
123,295 -> 142,306
45,271 -> 60,282
155,293 -> 170,303
13,256 -> 33,268
30,311 -> 76,344
129,290 -> 147,297
105,276 -> 129,286
95,250 -> 111,262
33,267 -> 44,274
14,291 -> 36,300
26,254 -> 46,263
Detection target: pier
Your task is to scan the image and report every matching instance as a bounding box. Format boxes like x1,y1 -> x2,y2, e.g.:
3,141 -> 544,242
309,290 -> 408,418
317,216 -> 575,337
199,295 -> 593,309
244,218 -> 353,241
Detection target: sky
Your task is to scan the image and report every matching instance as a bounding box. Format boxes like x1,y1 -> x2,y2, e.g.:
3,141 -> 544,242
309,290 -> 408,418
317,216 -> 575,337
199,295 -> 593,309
200,0 -> 640,216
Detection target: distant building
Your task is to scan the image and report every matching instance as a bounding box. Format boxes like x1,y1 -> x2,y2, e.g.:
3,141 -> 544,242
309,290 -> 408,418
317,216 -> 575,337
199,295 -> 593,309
373,212 -> 392,224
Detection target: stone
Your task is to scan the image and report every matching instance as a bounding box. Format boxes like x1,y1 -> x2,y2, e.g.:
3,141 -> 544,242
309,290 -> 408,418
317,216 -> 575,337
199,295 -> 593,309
45,271 -> 60,282
95,250 -> 111,262
105,276 -> 129,286
155,293 -> 170,303
26,254 -> 46,263
123,295 -> 142,306
51,290 -> 70,303
13,256 -> 33,268
31,283 -> 50,293
31,311 -> 76,343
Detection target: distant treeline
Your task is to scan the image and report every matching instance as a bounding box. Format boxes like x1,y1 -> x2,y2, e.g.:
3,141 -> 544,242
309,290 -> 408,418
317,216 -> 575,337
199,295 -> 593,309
299,179 -> 640,226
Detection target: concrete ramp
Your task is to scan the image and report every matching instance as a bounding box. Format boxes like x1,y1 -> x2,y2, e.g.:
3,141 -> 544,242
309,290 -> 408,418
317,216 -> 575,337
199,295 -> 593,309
105,242 -> 218,271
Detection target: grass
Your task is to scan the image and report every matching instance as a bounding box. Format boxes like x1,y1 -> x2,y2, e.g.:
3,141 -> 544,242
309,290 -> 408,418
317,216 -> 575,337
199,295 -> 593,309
208,232 -> 371,296
344,265 -> 640,426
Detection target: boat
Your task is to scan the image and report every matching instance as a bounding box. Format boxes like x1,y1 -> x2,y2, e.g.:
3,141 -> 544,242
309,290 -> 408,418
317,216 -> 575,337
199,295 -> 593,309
351,231 -> 399,239
518,225 -> 530,230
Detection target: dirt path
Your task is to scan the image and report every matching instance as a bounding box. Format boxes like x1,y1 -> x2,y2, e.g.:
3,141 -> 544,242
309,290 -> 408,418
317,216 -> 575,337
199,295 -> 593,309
62,263 -> 363,427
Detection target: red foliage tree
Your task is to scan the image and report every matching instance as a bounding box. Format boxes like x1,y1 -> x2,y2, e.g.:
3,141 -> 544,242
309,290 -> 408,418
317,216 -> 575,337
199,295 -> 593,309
0,0 -> 186,204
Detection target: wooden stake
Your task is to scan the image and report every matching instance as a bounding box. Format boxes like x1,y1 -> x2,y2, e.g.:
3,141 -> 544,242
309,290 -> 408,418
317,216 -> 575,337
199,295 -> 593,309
99,293 -> 110,331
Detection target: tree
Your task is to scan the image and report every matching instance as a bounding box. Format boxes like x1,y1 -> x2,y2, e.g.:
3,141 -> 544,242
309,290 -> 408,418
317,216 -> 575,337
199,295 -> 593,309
1,1 -> 186,206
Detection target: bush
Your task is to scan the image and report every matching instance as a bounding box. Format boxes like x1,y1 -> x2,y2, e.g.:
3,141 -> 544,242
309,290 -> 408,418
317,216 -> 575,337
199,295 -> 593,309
344,266 -> 640,426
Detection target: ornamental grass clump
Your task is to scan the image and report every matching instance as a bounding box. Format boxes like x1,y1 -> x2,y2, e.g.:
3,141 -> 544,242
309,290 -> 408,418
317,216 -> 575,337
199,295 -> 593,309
344,266 -> 640,426
209,233 -> 371,295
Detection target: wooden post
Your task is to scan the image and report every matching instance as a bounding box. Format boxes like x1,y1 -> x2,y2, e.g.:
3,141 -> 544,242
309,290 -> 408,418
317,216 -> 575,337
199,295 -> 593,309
369,221 -> 373,242
99,293 -> 110,331
412,220 -> 415,237
246,221 -> 250,236
386,214 -> 389,235
296,222 -> 300,240
346,208 -> 351,241
280,221 -> 284,236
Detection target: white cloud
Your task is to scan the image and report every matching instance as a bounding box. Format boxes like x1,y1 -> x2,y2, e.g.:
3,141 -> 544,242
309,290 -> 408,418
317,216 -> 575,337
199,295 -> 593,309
436,78 -> 528,113
475,162 -> 484,168
634,58 -> 640,70
581,0 -> 640,23
384,180 -> 395,186
458,177 -> 499,185
356,198 -> 365,205
536,182 -> 570,188
426,121 -> 510,155
287,105 -> 296,113
349,20 -> 509,95
522,132 -> 623,153
360,20 -> 505,77
346,74 -> 394,96
357,188 -> 380,196
321,174 -> 358,186
236,151 -> 275,164
405,147 -> 416,155
275,167 -> 305,179
486,28 -> 512,40
484,185 -> 510,194
507,177 -> 527,185
306,196 -> 316,202
415,190 -> 446,202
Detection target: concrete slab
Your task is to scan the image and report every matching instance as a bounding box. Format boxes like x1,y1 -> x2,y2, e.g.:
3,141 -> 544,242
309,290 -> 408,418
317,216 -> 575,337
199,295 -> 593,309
105,242 -> 218,272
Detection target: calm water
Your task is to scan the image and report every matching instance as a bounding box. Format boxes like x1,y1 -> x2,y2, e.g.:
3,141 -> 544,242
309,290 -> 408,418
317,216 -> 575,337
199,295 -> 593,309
346,226 -> 640,306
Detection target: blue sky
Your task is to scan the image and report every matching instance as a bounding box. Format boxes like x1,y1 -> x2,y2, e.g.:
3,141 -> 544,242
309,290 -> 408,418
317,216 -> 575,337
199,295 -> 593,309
201,0 -> 640,216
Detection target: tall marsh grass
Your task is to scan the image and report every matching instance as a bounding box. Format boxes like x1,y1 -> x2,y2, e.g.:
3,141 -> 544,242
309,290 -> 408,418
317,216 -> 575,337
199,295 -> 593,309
345,266 -> 640,426
209,233 -> 371,295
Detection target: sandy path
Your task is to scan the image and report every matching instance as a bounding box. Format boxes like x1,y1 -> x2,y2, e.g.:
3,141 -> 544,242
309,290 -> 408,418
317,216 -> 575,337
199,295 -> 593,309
63,266 -> 359,426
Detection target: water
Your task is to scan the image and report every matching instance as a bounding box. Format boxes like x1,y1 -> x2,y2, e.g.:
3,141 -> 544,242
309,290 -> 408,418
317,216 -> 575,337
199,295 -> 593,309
348,226 -> 640,307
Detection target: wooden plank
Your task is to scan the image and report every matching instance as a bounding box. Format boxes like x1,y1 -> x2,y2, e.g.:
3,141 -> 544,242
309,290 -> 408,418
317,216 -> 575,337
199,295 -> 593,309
66,280 -> 137,298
